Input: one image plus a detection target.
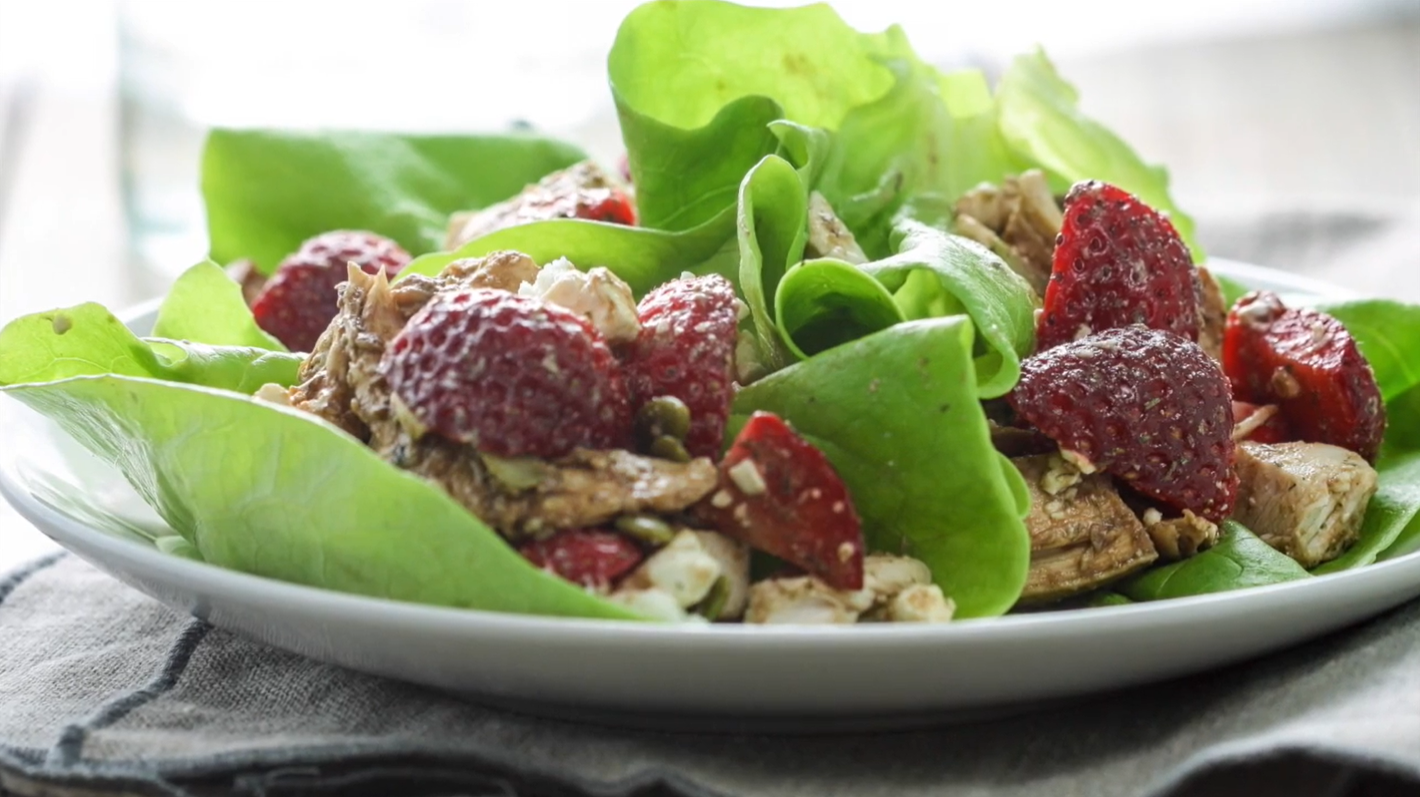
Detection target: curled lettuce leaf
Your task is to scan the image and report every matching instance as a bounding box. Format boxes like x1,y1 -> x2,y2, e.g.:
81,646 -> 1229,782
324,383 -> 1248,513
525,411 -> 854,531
995,50 -> 1200,259
0,304 -> 299,392
730,317 -> 1032,618
402,211 -> 739,297
203,129 -> 586,273
153,261 -> 285,351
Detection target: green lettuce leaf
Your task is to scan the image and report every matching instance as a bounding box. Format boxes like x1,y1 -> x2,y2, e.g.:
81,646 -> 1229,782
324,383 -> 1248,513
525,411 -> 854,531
401,210 -> 739,297
203,129 -> 586,273
1321,300 -> 1420,403
4,376 -> 638,620
1118,522 -> 1310,601
774,259 -> 904,359
0,304 -> 300,392
730,317 -> 1032,618
859,221 -> 1038,398
153,261 -> 285,351
737,155 -> 809,371
996,49 -> 1201,260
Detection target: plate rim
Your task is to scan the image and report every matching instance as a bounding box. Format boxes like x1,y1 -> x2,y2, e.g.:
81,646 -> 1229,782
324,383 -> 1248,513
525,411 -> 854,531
0,257 -> 1406,647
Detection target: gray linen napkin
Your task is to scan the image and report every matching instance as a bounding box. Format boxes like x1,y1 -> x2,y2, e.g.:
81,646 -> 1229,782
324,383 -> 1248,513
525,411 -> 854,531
3,205 -> 1420,797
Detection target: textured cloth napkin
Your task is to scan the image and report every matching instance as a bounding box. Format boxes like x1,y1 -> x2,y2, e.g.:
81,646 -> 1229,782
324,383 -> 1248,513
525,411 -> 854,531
2,203 -> 1419,797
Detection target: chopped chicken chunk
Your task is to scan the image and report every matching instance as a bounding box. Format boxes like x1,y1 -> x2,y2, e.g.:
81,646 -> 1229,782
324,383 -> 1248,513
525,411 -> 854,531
393,440 -> 718,539
518,257 -> 641,344
745,554 -> 949,624
1196,265 -> 1227,361
1231,441 -> 1379,567
1013,454 -> 1158,603
805,192 -> 868,264
445,161 -> 627,250
954,170 -> 1062,295
1142,509 -> 1219,560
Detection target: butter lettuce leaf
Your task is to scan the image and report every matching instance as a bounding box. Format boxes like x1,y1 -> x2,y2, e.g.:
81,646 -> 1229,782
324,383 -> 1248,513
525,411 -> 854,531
996,49 -> 1201,260
203,129 -> 586,273
4,376 -> 638,620
730,317 -> 1032,618
0,304 -> 299,392
153,261 -> 285,351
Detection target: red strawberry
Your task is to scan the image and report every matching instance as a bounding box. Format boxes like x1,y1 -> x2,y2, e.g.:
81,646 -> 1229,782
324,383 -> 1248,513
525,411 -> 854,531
251,230 -> 410,352
625,275 -> 739,460
380,289 -> 632,459
693,412 -> 865,590
1008,326 -> 1238,522
1037,181 -> 1199,351
1223,291 -> 1385,462
1231,401 -> 1291,444
519,529 -> 644,590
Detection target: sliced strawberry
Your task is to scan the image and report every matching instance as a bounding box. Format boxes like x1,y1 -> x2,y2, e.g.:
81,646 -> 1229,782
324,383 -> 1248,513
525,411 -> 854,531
1037,181 -> 1199,351
693,412 -> 864,590
1008,326 -> 1238,522
380,289 -> 632,459
625,275 -> 739,460
519,529 -> 644,591
1231,400 -> 1291,444
251,230 -> 410,352
1223,291 -> 1385,462
448,162 -> 636,248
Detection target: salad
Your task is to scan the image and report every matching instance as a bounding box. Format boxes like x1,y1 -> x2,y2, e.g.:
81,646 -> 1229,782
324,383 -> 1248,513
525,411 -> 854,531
3,0 -> 1420,625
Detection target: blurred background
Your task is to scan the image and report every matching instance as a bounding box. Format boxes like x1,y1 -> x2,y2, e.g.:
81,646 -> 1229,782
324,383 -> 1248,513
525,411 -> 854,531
0,1 -> 1417,556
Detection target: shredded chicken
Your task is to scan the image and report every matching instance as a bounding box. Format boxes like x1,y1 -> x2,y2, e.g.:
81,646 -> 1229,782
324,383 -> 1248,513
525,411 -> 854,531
287,253 -> 715,539
1196,265 -> 1227,361
1232,441 -> 1379,567
953,170 -> 1063,295
1013,454 -> 1158,604
1141,508 -> 1219,560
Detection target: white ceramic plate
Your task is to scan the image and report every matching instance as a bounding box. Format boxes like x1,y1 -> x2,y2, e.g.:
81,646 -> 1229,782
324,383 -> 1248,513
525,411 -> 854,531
2,260 -> 1408,731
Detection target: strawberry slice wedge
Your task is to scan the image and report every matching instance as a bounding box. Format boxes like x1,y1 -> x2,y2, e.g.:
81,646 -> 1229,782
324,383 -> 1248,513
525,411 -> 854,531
1223,291 -> 1385,461
693,412 -> 865,590
518,529 -> 644,591
1037,181 -> 1199,351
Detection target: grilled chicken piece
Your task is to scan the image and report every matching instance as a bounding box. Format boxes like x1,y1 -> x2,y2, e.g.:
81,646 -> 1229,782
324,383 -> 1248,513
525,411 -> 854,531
1014,454 -> 1158,603
288,254 -> 716,538
1195,265 -> 1227,361
805,192 -> 868,264
745,554 -> 954,624
391,439 -> 717,539
445,161 -> 629,250
1232,441 -> 1379,567
954,170 -> 1063,295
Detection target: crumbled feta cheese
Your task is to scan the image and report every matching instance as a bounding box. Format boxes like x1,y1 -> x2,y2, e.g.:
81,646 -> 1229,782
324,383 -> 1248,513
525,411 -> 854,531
885,584 -> 955,623
728,459 -> 767,496
689,530 -> 751,620
745,576 -> 873,624
518,258 -> 641,344
1040,453 -> 1085,496
863,554 -> 932,599
254,383 -> 292,407
607,588 -> 689,622
617,530 -> 722,608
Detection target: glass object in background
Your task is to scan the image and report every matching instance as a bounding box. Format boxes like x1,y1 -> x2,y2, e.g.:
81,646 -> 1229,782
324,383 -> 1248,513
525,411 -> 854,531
116,0 -> 640,287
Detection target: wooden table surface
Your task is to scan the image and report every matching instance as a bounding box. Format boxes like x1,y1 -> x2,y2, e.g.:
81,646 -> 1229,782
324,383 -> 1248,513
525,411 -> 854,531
1,8 -> 1417,570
